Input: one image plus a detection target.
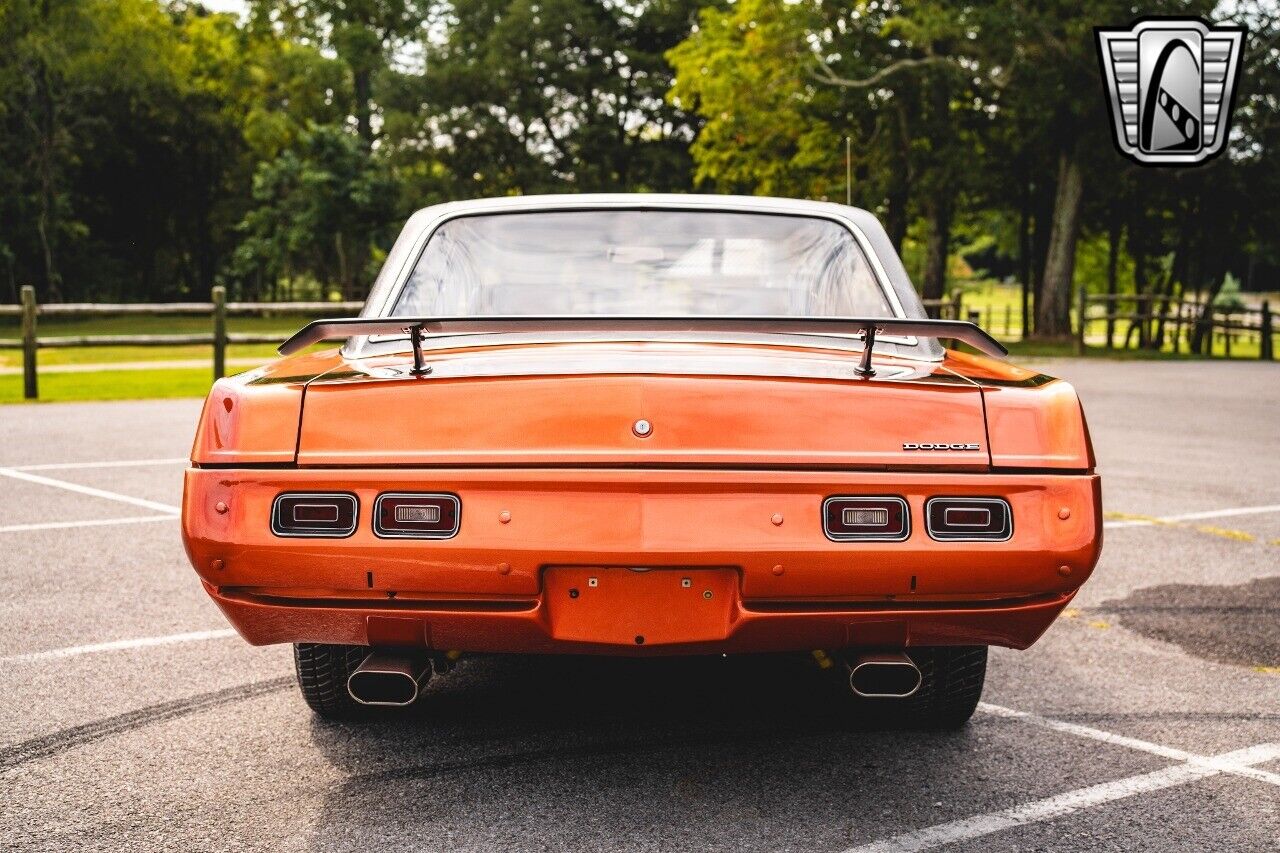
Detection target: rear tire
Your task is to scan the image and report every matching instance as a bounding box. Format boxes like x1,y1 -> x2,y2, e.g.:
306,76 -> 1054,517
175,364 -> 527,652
847,646 -> 987,730
293,643 -> 375,721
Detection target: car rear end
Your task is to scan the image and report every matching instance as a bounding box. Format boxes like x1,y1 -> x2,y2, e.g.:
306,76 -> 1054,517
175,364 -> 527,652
181,195 -> 1102,724
183,345 -> 1100,660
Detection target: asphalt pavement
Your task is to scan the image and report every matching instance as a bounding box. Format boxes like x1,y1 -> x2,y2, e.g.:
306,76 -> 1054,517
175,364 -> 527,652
1,359 -> 1277,852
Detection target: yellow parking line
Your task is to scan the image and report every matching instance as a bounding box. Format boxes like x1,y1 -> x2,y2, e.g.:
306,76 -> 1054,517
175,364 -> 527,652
1195,525 -> 1255,542
1104,511 -> 1267,546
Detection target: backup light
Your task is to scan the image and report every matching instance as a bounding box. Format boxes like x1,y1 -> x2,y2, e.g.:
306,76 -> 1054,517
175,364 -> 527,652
272,493 -> 358,538
926,497 -> 1012,541
823,496 -> 909,541
374,493 -> 461,539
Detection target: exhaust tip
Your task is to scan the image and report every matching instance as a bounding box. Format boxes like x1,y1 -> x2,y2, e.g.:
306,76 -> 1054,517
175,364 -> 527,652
347,651 -> 431,706
848,652 -> 922,698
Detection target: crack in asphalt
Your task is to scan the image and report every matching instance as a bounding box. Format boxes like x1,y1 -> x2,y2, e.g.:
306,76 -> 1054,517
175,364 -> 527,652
0,676 -> 293,772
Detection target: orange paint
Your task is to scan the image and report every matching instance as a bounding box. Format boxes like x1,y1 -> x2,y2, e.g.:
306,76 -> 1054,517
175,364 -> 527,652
182,340 -> 1101,656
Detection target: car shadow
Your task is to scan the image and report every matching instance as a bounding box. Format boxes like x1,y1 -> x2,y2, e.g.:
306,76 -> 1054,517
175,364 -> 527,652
300,654 -> 989,852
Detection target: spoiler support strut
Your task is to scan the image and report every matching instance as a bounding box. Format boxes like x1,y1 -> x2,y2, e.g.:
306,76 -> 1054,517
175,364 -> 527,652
855,325 -> 877,377
408,323 -> 431,376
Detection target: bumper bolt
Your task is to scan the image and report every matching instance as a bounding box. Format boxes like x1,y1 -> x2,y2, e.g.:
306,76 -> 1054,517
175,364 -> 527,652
771,513 -> 784,526
1058,507 -> 1071,520
1058,565 -> 1072,577
772,564 -> 784,576
703,590 -> 713,599
497,562 -> 511,575
211,559 -> 224,571
499,510 -> 511,524
215,501 -> 228,514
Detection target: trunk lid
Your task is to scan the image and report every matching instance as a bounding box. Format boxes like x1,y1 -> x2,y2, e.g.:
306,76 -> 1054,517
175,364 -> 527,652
295,342 -> 989,470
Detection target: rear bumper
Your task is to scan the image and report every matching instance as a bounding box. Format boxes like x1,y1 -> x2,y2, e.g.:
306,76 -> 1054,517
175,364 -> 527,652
206,581 -> 1075,653
184,467 -> 1101,653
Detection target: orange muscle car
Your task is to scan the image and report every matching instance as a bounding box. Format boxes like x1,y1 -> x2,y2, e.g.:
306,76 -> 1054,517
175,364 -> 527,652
182,194 -> 1101,726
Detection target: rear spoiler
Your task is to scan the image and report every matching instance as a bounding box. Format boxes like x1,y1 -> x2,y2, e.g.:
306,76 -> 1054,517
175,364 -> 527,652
277,316 -> 1007,375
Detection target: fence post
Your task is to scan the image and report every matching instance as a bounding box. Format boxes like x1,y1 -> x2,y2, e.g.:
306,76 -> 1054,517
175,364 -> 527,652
212,285 -> 227,381
21,285 -> 37,400
951,291 -> 963,322
1074,286 -> 1087,356
1004,304 -> 1011,337
1262,301 -> 1274,361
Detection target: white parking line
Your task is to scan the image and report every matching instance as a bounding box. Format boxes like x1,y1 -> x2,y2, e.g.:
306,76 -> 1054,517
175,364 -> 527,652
841,742 -> 1280,853
0,515 -> 178,534
0,467 -> 180,514
980,703 -> 1280,787
1105,503 -> 1280,529
0,629 -> 238,666
10,457 -> 187,472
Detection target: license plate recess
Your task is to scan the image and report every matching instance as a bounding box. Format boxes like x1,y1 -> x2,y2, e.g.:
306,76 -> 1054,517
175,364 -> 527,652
544,567 -> 738,646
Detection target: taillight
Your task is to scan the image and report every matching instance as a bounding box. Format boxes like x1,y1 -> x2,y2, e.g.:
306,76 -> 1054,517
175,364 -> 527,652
272,492 -> 358,538
374,493 -> 461,539
925,497 -> 1012,541
822,496 -> 910,541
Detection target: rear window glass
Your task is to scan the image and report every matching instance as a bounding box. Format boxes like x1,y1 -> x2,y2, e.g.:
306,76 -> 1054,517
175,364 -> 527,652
392,210 -> 895,318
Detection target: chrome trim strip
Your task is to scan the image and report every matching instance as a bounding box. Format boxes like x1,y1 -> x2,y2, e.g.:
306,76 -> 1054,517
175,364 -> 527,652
271,492 -> 358,539
822,495 -> 911,542
372,492 -> 462,540
925,497 -> 1013,542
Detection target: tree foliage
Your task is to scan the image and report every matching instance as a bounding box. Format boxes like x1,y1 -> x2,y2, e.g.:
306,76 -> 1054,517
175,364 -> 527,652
0,0 -> 1277,335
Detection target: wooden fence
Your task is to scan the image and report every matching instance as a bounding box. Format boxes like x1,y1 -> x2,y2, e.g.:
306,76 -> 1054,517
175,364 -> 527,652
2,285 -> 1273,401
0,285 -> 362,400
1074,291 -> 1276,359
920,293 -> 965,321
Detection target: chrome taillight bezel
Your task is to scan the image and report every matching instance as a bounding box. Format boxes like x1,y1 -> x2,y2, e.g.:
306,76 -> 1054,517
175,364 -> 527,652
373,492 -> 461,539
271,492 -> 359,538
822,495 -> 911,542
924,497 -> 1013,542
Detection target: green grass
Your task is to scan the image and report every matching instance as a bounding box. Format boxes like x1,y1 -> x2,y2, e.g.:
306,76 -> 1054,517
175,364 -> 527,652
0,343 -> 283,368
0,367 -> 215,404
0,311 -> 326,337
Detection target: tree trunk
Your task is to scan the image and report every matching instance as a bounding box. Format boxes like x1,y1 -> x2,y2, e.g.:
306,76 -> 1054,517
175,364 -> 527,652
1105,207 -> 1120,348
1035,148 -> 1084,339
335,231 -> 349,301
1191,268 -> 1227,354
32,58 -> 64,302
884,105 -> 912,253
353,67 -> 374,145
1029,173 -> 1056,335
884,171 -> 909,254
1018,179 -> 1032,339
922,195 -> 952,304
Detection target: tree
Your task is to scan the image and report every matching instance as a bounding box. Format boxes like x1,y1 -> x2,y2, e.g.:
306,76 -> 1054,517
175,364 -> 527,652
249,0 -> 432,145
389,0 -> 711,197
669,0 -> 1005,302
231,124 -> 397,300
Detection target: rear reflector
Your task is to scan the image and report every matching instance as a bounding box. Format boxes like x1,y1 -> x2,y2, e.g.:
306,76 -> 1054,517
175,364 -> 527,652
926,497 -> 1012,541
374,493 -> 461,539
823,496 -> 909,541
272,492 -> 358,538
